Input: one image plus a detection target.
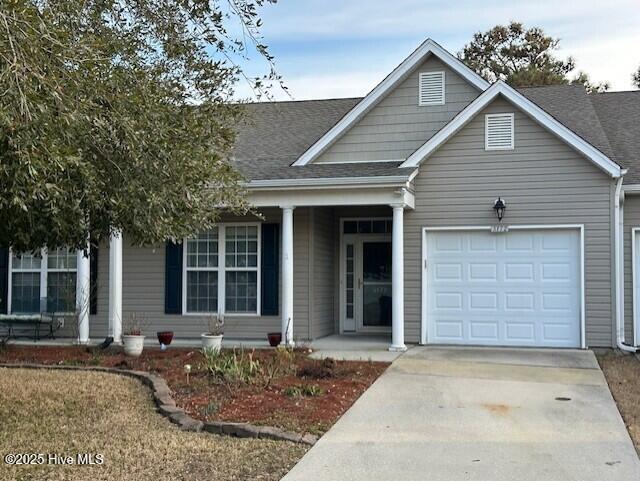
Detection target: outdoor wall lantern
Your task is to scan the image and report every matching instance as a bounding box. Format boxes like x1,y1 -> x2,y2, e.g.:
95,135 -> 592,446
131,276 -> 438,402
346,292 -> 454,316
493,197 -> 506,222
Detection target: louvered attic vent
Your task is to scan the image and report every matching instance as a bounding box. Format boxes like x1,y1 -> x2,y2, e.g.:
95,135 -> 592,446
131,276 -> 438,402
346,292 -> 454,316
485,113 -> 514,150
418,71 -> 445,106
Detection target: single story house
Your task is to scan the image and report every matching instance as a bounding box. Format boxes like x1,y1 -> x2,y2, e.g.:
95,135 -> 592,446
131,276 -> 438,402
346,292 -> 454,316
2,39 -> 640,351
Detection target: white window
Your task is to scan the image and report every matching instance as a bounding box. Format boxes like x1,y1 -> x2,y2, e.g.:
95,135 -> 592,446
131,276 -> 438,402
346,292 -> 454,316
9,247 -> 77,314
183,224 -> 260,315
485,113 -> 515,150
47,248 -> 78,313
418,71 -> 445,106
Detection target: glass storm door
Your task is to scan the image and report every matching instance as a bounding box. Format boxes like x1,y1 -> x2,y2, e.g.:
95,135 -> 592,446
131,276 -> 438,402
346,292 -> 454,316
342,238 -> 392,333
361,242 -> 392,328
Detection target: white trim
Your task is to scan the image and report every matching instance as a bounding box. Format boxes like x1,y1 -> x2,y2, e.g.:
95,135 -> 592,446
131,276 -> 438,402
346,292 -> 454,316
484,113 -> 514,150
420,224 -> 586,349
7,247 -> 78,315
633,228 -> 640,346
418,71 -> 445,106
182,222 -> 261,317
292,39 -> 489,166
338,217 -> 393,334
248,185 -> 415,210
246,175 -> 415,189
401,81 -> 622,178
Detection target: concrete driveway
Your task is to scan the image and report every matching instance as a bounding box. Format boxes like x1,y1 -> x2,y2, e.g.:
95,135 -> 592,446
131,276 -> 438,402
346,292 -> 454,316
283,347 -> 640,481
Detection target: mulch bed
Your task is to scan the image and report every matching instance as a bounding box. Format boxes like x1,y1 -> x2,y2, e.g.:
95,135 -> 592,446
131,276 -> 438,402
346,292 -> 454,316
597,351 -> 640,453
0,344 -> 388,435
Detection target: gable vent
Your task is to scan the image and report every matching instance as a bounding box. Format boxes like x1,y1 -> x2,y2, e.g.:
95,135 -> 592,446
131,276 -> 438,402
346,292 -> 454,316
485,113 -> 514,150
418,71 -> 445,106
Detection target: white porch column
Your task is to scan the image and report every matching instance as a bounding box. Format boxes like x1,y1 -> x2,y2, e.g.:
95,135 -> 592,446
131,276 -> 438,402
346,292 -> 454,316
109,231 -> 123,343
281,206 -> 295,346
76,242 -> 91,344
390,205 -> 407,351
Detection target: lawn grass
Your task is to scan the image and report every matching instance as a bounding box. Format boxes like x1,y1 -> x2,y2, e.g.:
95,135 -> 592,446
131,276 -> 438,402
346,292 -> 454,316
0,368 -> 307,481
597,351 -> 640,454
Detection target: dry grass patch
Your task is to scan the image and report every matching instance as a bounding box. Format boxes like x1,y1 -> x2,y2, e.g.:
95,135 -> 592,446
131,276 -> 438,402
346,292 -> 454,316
0,368 -> 307,481
597,352 -> 640,453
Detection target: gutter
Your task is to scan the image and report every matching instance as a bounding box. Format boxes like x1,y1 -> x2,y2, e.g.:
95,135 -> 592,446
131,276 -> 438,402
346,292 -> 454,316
615,170 -> 639,352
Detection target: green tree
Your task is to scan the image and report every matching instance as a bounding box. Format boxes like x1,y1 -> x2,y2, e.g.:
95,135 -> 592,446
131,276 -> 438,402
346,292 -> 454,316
458,22 -> 608,92
0,0 -> 279,253
633,66 -> 640,88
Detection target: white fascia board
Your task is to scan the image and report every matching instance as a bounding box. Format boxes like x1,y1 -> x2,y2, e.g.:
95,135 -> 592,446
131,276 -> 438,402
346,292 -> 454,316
292,39 -> 489,167
245,175 -> 414,190
248,185 -> 415,209
400,81 -> 622,178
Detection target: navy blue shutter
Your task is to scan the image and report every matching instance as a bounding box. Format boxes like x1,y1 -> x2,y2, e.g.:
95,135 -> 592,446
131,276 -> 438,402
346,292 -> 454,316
261,224 -> 279,316
0,247 -> 8,314
89,243 -> 99,315
165,241 -> 183,314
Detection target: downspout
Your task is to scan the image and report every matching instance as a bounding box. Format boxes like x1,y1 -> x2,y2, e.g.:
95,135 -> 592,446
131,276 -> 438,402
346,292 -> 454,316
615,171 -> 638,352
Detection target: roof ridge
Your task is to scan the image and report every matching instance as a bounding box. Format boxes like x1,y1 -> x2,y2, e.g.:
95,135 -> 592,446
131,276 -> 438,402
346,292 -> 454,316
240,97 -> 363,106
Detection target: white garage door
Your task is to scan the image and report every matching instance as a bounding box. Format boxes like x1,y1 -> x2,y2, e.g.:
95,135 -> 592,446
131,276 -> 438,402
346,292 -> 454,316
424,228 -> 581,348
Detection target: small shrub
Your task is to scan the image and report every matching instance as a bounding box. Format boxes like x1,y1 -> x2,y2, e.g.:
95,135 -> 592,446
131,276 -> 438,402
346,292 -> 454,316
59,358 -> 85,366
203,401 -> 218,416
284,384 -> 324,397
201,347 -> 261,385
297,357 -> 337,379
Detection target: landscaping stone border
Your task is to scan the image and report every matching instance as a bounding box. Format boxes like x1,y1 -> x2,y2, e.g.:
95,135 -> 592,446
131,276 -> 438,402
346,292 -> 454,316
0,363 -> 318,445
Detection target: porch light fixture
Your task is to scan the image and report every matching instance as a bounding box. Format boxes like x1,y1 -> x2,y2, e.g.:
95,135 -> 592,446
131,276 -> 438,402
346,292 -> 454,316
493,197 -> 506,222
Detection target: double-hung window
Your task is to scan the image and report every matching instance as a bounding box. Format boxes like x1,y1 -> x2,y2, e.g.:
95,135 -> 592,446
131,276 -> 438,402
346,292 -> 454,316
10,251 -> 42,314
9,247 -> 77,314
46,248 -> 78,312
184,224 -> 260,315
185,229 -> 220,313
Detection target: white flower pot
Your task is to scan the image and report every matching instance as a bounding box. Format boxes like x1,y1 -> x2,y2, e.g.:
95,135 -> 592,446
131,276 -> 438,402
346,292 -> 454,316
123,335 -> 145,357
201,334 -> 223,353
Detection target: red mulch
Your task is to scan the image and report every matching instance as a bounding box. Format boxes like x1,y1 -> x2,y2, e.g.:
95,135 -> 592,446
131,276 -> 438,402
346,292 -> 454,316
0,344 -> 388,435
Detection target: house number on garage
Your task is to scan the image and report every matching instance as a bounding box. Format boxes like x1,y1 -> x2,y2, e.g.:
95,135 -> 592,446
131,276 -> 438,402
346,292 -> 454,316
490,224 -> 510,233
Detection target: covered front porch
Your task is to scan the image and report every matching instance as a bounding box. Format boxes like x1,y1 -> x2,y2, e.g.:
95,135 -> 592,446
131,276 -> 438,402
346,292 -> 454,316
248,179 -> 415,351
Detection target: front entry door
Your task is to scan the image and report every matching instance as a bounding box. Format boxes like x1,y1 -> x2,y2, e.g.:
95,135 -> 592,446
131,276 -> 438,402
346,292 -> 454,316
342,238 -> 392,333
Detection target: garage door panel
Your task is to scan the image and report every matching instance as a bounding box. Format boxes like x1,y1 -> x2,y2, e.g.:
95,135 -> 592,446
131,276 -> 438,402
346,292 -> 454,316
425,229 -> 581,348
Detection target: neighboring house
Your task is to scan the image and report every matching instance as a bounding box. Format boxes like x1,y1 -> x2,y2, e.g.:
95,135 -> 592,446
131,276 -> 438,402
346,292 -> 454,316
1,39 -> 640,351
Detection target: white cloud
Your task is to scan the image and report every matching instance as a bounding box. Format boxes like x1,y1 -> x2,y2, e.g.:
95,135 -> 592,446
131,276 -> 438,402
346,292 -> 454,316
238,0 -> 640,100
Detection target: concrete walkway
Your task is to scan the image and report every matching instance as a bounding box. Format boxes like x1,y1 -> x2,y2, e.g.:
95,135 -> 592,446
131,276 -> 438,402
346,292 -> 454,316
283,347 -> 640,481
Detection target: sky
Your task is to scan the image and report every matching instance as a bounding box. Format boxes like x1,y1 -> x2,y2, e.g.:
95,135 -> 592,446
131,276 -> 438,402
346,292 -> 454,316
232,0 -> 640,101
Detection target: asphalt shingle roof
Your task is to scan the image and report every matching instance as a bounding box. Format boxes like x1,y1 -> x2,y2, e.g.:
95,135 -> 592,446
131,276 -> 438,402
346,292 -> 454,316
231,98 -> 416,182
232,86 -> 640,183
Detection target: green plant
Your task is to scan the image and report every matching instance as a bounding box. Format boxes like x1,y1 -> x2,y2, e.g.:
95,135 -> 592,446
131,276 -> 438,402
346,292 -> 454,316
262,345 -> 297,388
203,402 -> 218,417
284,384 -> 324,398
201,347 -> 261,385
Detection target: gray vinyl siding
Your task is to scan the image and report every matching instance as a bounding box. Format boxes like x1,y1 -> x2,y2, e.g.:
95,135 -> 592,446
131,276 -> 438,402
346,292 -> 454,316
311,207 -> 336,338
81,208 -> 315,341
623,194 -> 640,343
404,96 -> 616,347
315,56 -> 480,163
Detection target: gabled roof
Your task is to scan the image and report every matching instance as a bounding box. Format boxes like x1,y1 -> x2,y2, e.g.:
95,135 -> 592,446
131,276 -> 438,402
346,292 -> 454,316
291,39 -> 490,167
231,98 -> 417,184
399,81 -> 623,178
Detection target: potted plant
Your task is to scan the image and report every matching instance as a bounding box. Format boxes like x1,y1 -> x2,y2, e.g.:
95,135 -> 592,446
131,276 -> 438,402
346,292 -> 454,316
123,312 -> 148,357
201,314 -> 224,353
